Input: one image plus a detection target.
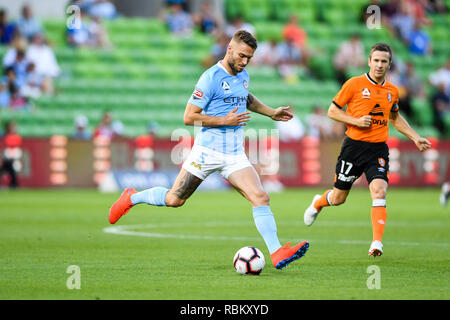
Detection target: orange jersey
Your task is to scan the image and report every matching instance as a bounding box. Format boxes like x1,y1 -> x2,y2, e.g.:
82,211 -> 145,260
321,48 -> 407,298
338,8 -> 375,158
332,73 -> 399,143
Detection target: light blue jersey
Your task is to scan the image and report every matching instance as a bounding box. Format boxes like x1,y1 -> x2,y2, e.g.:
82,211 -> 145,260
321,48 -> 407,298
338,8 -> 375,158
188,61 -> 249,154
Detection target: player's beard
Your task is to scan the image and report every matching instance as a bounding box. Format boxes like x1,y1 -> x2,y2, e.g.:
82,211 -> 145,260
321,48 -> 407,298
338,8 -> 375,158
227,55 -> 243,74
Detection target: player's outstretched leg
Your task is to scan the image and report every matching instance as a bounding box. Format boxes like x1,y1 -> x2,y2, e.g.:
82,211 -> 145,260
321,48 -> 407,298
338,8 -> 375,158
270,241 -> 309,270
229,167 -> 310,270
109,187 -> 138,224
108,169 -> 202,224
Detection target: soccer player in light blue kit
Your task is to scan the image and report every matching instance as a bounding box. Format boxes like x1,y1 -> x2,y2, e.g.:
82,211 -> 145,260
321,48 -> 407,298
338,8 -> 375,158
109,30 -> 309,270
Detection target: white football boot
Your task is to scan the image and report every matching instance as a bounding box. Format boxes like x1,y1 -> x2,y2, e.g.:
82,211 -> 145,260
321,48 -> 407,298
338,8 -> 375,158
368,240 -> 383,257
304,194 -> 322,226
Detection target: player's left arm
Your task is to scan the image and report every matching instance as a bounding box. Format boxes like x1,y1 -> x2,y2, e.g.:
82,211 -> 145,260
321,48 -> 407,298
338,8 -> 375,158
389,111 -> 431,152
246,92 -> 293,121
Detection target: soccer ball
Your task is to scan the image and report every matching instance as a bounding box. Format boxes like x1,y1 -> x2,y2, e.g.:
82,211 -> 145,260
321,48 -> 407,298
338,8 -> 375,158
233,246 -> 265,275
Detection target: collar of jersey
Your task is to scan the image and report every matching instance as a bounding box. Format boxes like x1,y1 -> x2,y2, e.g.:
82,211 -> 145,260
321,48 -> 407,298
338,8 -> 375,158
365,72 -> 386,86
217,60 -> 233,76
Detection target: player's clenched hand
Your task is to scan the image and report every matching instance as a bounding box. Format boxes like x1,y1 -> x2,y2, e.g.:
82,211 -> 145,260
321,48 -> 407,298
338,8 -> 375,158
271,106 -> 294,121
414,137 -> 432,152
224,107 -> 251,126
356,115 -> 372,128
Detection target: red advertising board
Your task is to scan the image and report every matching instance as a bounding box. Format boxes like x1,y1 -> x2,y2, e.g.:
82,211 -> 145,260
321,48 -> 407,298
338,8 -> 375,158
1,137 -> 449,188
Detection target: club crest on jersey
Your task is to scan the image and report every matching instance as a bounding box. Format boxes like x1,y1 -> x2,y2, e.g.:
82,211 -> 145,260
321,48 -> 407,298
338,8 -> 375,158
362,88 -> 371,98
388,92 -> 392,102
243,80 -> 248,89
378,158 -> 386,167
192,89 -> 203,99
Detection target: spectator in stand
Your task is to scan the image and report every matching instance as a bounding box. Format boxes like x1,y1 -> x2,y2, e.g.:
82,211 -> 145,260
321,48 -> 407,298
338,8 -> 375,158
88,15 -> 111,48
201,32 -> 230,68
94,111 -> 123,140
9,84 -> 27,109
164,2 -> 194,36
429,59 -> 450,97
136,121 -> 159,149
0,9 -> 16,45
408,21 -> 431,55
66,9 -> 90,47
225,15 -> 255,38
282,15 -> 307,50
72,115 -> 92,140
276,36 -> 304,82
251,38 -> 279,66
16,4 -> 43,41
26,33 -> 60,94
0,82 -> 9,107
193,1 -> 223,35
431,82 -> 450,136
306,106 -> 345,140
86,0 -> 118,20
20,62 -> 42,99
425,0 -> 447,13
275,106 -> 305,142
397,62 -> 425,119
390,2 -> 416,44
404,0 -> 431,26
2,34 -> 27,67
0,121 -> 22,188
9,50 -> 28,88
333,34 -> 365,85
166,0 -> 188,11
3,67 -> 28,110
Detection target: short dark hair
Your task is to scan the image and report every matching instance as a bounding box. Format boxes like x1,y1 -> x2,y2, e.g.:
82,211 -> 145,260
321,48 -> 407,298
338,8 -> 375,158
232,30 -> 257,50
370,43 -> 392,62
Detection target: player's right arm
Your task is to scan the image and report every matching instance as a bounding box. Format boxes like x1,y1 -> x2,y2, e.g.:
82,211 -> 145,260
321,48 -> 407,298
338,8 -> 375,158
328,78 -> 371,128
184,104 -> 250,127
184,71 -> 250,127
328,103 -> 372,128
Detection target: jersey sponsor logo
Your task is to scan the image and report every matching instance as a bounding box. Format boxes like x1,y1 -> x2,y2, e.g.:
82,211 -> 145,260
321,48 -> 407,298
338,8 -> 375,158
378,157 -> 385,167
372,119 -> 388,126
193,89 -> 203,99
190,161 -> 202,170
369,103 -> 384,117
362,88 -> 371,99
223,96 -> 248,104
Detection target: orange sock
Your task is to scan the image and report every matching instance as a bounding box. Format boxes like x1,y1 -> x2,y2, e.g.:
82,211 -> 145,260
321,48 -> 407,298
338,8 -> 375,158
314,189 -> 332,211
371,203 -> 387,241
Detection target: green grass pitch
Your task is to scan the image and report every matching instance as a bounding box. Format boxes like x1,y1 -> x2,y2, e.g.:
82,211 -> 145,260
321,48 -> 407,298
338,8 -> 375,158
0,188 -> 448,300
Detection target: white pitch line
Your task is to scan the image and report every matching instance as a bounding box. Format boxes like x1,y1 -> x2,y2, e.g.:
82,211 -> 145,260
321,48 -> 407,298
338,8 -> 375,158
103,222 -> 450,247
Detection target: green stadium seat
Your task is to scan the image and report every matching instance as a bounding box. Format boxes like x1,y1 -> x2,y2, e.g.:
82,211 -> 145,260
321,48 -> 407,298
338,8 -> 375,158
412,98 -> 434,127
242,0 -> 272,22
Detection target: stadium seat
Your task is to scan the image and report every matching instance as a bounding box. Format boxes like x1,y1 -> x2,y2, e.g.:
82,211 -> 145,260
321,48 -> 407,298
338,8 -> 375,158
412,98 -> 434,127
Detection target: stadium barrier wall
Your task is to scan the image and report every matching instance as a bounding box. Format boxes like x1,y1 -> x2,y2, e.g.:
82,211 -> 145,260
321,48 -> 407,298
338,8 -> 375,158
0,137 -> 448,188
